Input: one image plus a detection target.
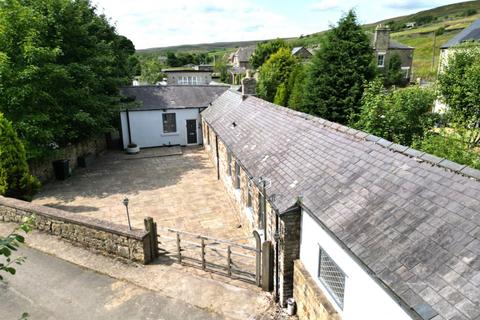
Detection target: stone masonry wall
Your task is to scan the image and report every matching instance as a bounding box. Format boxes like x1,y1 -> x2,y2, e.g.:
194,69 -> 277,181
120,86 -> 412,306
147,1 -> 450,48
0,196 -> 151,264
294,260 -> 341,320
203,119 -> 301,304
29,135 -> 107,183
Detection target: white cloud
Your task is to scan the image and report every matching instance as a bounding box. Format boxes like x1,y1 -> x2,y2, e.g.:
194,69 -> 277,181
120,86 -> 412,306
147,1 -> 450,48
310,0 -> 341,11
93,0 -> 303,49
381,0 -> 432,10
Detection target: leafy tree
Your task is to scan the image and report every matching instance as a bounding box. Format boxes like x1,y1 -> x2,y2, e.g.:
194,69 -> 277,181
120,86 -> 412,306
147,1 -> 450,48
300,10 -> 376,124
256,48 -> 298,103
384,53 -> 406,87
214,57 -> 230,83
354,79 -> 435,146
0,0 -> 137,161
438,44 -> 480,147
139,57 -> 164,84
250,39 -> 289,69
273,83 -> 288,106
287,63 -> 307,109
0,113 -> 40,200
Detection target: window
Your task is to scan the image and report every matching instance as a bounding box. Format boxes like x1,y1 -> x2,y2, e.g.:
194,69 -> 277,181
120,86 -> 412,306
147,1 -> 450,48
318,246 -> 346,309
162,113 -> 176,133
177,75 -> 199,85
235,161 -> 241,189
258,193 -> 265,229
377,54 -> 385,67
227,152 -> 232,176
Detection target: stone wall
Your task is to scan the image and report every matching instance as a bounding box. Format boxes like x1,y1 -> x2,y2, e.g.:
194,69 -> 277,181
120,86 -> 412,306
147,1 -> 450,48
202,119 -> 301,305
293,260 -> 341,320
0,196 -> 152,264
29,135 -> 107,183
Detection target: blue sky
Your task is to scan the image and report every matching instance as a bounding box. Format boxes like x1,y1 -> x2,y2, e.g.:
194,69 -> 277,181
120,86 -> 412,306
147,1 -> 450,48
93,0 -> 463,49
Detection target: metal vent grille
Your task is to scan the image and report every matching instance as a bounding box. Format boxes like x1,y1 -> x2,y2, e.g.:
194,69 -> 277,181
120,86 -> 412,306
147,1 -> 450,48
318,246 -> 346,309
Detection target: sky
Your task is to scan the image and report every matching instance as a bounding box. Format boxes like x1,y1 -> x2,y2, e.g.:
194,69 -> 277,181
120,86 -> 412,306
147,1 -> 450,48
92,0 -> 464,49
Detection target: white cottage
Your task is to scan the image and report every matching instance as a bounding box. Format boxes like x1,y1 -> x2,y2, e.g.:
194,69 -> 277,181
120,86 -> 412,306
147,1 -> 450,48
119,85 -> 228,148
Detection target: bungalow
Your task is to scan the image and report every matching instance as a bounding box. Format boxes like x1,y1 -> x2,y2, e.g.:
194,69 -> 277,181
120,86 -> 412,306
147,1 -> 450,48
119,85 -> 228,148
163,68 -> 213,85
201,77 -> 480,320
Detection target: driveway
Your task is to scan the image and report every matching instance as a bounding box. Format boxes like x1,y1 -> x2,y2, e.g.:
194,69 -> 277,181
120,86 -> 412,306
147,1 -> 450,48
0,246 -> 223,320
33,147 -> 247,240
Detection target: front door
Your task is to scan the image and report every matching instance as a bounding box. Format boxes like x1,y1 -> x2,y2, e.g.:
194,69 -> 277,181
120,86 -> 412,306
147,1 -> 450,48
186,119 -> 197,144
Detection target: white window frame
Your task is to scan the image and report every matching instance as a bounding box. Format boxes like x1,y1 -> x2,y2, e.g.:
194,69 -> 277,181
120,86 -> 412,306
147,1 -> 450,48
377,52 -> 386,67
317,245 -> 346,310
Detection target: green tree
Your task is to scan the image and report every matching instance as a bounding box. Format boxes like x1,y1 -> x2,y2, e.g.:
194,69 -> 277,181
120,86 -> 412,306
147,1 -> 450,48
256,48 -> 298,103
273,83 -> 288,106
287,63 -> 307,109
139,57 -> 164,84
0,113 -> 40,200
355,79 -> 435,146
300,10 -> 376,124
384,53 -> 406,87
438,43 -> 480,147
0,0 -> 137,161
214,57 -> 230,83
250,39 -> 289,69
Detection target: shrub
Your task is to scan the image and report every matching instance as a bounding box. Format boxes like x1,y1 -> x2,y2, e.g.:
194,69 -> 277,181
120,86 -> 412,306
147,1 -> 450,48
0,113 -> 40,200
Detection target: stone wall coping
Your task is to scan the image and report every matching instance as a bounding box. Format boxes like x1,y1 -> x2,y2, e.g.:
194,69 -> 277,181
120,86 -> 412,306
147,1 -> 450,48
0,196 -> 148,240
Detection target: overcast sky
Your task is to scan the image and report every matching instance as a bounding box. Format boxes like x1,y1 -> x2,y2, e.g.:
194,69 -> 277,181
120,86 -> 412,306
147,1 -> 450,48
92,0 -> 463,49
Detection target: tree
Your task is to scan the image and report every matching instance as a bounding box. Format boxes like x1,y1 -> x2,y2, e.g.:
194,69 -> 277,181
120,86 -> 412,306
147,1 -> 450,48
300,10 -> 376,124
438,43 -> 480,147
354,79 -> 435,146
250,39 -> 289,69
139,57 -> 164,84
256,48 -> 298,103
0,0 -> 138,161
384,53 -> 406,87
287,63 -> 307,109
0,113 -> 40,200
214,57 -> 229,83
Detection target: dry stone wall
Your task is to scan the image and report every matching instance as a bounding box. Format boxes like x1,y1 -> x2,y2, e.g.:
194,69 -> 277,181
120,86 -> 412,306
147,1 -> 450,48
0,196 -> 151,264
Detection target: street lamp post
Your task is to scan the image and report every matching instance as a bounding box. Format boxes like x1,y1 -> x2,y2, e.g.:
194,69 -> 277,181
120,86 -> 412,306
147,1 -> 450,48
123,197 -> 132,230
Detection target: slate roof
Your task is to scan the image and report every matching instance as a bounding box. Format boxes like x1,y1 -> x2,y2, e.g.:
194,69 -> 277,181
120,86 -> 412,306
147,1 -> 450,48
441,19 -> 480,49
369,33 -> 414,50
235,46 -> 255,62
202,90 -> 480,320
120,85 -> 229,110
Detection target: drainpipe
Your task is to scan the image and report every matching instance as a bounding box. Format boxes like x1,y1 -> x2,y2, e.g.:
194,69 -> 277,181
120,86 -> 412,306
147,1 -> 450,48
215,135 -> 220,180
262,179 -> 267,242
274,209 -> 280,302
126,109 -> 132,145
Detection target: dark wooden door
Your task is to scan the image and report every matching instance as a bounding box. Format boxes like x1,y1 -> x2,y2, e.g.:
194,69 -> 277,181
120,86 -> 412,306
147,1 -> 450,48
186,119 -> 197,144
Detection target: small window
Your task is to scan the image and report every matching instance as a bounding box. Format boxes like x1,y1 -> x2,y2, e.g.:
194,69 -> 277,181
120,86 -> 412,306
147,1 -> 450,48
227,152 -> 232,176
162,113 -> 176,133
318,246 -> 346,309
235,161 -> 241,189
377,54 -> 385,67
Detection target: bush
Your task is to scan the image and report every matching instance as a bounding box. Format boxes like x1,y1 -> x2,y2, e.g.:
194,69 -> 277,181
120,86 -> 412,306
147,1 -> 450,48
0,113 -> 40,200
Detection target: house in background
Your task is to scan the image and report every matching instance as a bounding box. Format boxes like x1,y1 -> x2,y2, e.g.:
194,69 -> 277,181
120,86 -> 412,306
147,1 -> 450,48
438,18 -> 480,73
372,25 -> 414,81
230,46 -> 255,69
201,79 -> 480,320
119,85 -> 228,148
163,68 -> 213,85
291,46 -> 313,59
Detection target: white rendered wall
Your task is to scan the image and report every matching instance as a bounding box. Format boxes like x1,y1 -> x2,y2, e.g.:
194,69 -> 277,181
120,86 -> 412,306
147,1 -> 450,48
300,211 -> 412,320
120,109 -> 203,148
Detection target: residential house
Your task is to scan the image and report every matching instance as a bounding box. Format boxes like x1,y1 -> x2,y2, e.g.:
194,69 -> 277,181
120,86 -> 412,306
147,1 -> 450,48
230,46 -> 255,69
372,25 -> 414,81
201,78 -> 480,320
438,18 -> 480,73
119,85 -> 228,148
163,68 -> 213,85
291,46 -> 313,59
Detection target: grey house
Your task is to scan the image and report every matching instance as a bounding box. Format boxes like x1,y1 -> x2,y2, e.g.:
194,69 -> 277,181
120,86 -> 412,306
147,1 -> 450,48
163,68 -> 212,85
119,85 -> 228,148
372,25 -> 414,81
230,46 -> 255,69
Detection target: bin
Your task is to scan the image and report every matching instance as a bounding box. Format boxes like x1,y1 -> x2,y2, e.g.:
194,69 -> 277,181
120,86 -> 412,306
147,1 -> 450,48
287,298 -> 296,316
52,159 -> 70,180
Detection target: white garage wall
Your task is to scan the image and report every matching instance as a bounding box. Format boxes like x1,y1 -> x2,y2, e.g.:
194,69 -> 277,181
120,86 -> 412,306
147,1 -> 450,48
120,109 -> 203,149
300,211 -> 412,320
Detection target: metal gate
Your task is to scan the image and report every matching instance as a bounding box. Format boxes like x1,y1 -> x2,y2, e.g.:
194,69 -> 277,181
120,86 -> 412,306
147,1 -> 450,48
157,228 -> 262,285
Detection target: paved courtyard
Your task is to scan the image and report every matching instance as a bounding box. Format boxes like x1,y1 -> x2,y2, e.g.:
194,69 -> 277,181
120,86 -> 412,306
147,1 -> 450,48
33,147 -> 248,240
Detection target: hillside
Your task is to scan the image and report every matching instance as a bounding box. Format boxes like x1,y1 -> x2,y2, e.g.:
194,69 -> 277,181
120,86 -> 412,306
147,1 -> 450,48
137,1 -> 480,80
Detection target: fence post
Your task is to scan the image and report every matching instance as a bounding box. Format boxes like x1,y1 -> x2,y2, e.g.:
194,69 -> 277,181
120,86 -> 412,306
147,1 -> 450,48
253,230 -> 262,287
144,217 -> 159,262
262,241 -> 274,292
227,245 -> 232,276
176,232 -> 182,264
201,238 -> 206,270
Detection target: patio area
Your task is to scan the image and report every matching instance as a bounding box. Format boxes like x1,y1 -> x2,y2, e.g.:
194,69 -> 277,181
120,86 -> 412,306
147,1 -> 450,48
33,146 -> 248,241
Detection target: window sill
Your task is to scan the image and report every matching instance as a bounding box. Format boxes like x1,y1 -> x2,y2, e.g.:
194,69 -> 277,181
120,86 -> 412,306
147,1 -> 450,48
162,132 -> 179,136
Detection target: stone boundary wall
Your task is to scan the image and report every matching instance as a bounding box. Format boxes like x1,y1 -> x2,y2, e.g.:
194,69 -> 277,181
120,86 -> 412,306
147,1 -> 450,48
0,196 -> 152,264
293,260 -> 341,320
29,135 -> 107,183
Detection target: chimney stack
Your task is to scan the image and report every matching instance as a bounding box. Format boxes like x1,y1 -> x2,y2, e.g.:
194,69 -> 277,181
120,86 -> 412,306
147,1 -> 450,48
241,70 -> 256,98
374,24 -> 390,51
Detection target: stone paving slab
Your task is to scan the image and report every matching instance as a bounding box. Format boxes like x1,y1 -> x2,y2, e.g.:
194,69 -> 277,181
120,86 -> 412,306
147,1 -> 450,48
33,147 -> 248,242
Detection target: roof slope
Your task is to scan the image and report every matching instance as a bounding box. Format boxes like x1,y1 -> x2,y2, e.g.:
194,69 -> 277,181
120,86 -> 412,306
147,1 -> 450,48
235,46 -> 255,62
368,33 -> 414,50
202,90 -> 480,320
120,85 -> 229,110
441,18 -> 480,49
